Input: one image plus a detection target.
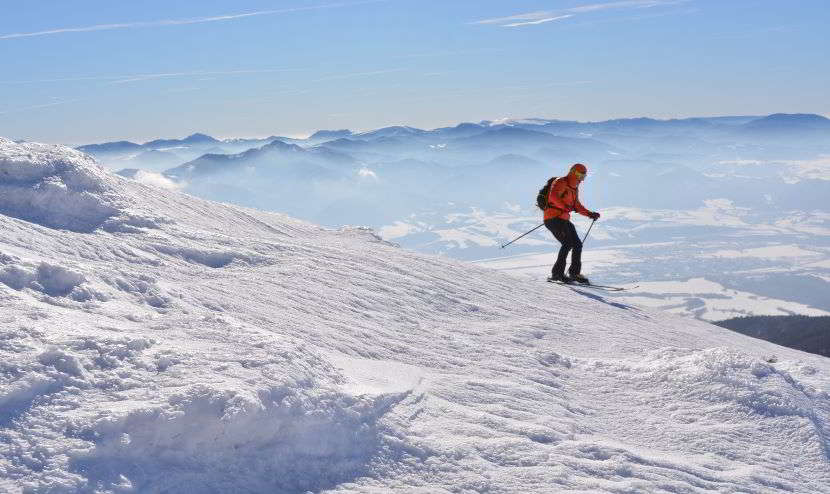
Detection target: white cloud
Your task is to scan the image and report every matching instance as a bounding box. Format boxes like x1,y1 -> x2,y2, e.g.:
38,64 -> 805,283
0,68 -> 305,86
312,68 -> 407,83
503,15 -> 573,28
1,0 -> 388,40
107,68 -> 305,85
568,0 -> 676,13
474,11 -> 557,26
0,98 -> 88,115
473,0 -> 687,28
130,170 -> 182,190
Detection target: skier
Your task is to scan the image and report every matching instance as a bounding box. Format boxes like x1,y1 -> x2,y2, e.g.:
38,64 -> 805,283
543,163 -> 600,284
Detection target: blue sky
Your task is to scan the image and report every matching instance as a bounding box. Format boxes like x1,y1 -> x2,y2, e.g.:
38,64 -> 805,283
1,0 -> 827,144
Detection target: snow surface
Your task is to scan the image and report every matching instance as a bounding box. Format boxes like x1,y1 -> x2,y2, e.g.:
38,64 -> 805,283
1,139 -> 829,493
622,278 -> 830,320
475,243 -> 830,321
419,201 -> 830,320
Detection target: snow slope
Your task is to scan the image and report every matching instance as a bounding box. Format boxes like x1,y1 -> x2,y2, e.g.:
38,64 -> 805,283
1,137 -> 829,493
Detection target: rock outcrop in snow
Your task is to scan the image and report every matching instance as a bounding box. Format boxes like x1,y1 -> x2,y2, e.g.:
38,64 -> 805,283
0,138 -> 828,493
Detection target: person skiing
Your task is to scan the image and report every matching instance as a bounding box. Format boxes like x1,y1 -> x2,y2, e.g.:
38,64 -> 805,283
543,163 -> 600,284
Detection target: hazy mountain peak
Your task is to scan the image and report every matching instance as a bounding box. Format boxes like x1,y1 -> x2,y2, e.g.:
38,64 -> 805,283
748,113 -> 830,125
310,129 -> 353,140
741,113 -> 830,135
355,125 -> 428,139
76,140 -> 143,153
183,133 -> 220,143
261,138 -> 304,152
764,112 -> 828,122
455,122 -> 485,130
143,133 -> 219,148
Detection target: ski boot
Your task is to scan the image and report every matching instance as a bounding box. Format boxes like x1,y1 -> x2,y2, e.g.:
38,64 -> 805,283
569,273 -> 590,285
548,273 -> 573,284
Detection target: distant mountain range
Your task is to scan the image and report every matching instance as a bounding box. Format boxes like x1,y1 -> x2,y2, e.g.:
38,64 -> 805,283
164,139 -> 354,181
77,113 -> 830,156
67,113 -> 830,323
77,133 -> 219,154
71,113 -> 830,219
75,133 -> 291,172
738,113 -> 830,140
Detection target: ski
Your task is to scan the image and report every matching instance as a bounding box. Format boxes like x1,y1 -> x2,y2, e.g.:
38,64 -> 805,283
546,278 -> 637,292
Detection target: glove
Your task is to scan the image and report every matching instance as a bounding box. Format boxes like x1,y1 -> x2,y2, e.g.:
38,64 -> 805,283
589,211 -> 600,220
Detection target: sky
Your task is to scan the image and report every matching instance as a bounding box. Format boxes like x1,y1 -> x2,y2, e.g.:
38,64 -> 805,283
1,0 -> 828,144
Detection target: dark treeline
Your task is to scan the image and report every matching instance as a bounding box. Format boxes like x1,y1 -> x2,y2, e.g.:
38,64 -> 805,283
714,315 -> 830,358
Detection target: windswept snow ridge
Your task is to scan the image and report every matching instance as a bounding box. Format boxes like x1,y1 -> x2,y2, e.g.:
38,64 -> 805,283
0,138 -> 166,233
0,139 -> 829,493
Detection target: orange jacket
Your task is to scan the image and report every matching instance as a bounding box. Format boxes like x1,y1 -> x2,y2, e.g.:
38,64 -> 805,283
544,177 -> 591,221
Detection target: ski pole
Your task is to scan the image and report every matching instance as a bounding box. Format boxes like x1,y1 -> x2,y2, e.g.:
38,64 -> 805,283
581,219 -> 596,245
501,223 -> 544,249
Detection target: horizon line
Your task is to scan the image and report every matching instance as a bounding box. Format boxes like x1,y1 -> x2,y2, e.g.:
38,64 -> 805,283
44,112 -> 802,146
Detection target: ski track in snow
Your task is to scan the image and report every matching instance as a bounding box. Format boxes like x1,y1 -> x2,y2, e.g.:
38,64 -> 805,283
1,137 -> 829,493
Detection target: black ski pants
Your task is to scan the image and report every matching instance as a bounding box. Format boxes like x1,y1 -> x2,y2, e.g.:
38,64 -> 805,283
544,218 -> 582,277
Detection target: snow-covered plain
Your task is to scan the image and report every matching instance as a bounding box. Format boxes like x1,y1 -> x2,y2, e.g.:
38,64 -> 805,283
475,248 -> 830,321
400,201 -> 830,321
1,137 -> 829,493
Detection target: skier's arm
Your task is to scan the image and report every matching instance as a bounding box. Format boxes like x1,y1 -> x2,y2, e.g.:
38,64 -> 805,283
575,196 -> 600,219
573,197 -> 591,217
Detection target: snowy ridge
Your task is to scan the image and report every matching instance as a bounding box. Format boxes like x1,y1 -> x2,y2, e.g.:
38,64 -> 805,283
0,139 -> 829,493
0,138 -> 167,233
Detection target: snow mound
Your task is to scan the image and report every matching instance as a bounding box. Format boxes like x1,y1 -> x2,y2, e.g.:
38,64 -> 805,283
101,272 -> 172,308
0,255 -> 104,301
0,138 -> 167,232
72,384 -> 402,493
608,347 -> 827,423
577,346 -> 830,490
0,323 -> 405,493
152,243 -> 272,268
338,225 -> 400,247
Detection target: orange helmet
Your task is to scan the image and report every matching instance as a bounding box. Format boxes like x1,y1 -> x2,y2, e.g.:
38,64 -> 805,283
569,163 -> 587,177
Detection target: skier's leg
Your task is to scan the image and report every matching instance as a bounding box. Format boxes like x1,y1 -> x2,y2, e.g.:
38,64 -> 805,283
566,221 -> 583,277
545,219 -> 571,278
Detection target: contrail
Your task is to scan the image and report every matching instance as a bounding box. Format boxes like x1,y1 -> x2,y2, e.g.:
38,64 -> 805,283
1,0 -> 388,40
